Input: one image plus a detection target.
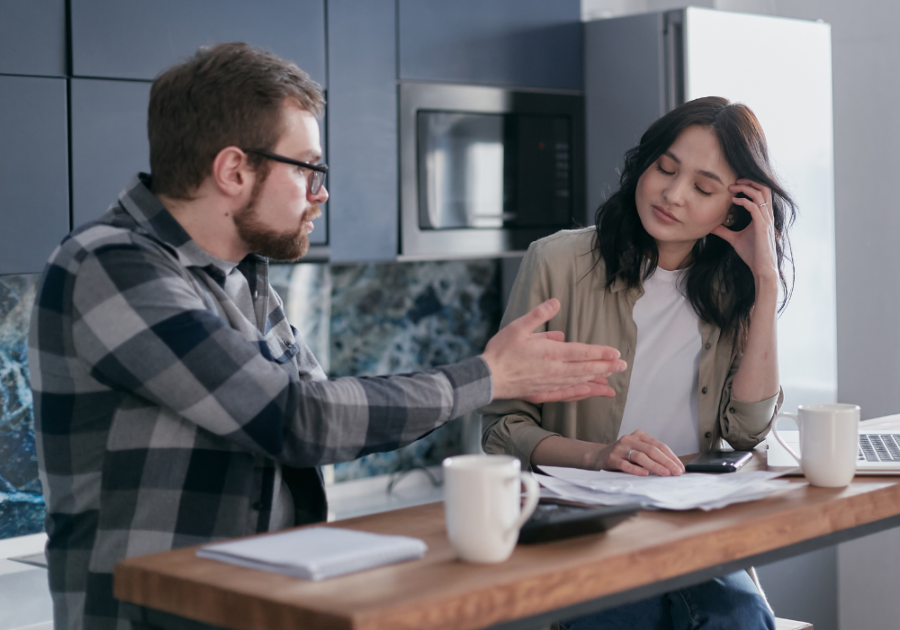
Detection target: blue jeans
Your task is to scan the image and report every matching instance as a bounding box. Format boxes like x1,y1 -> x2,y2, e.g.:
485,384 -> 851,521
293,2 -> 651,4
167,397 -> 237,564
558,571 -> 775,630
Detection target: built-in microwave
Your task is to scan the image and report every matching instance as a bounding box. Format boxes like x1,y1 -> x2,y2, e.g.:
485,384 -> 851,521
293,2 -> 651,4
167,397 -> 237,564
399,82 -> 585,259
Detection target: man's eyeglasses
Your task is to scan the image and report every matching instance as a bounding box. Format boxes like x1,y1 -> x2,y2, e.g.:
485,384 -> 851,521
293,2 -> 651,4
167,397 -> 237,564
243,149 -> 328,194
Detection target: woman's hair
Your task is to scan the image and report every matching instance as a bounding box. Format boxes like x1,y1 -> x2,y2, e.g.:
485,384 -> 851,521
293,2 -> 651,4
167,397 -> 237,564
593,96 -> 796,350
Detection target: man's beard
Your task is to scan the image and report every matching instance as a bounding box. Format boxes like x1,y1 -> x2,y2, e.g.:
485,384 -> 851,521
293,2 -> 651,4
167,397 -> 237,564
233,183 -> 320,262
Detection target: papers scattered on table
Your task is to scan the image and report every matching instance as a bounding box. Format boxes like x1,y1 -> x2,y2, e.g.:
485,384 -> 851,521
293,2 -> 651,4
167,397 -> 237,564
536,466 -> 793,511
197,526 -> 427,581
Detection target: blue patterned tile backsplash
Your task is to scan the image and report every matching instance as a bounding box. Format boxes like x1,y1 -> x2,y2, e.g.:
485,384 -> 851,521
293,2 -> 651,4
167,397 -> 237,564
0,273 -> 45,539
327,259 -> 500,482
0,258 -> 501,539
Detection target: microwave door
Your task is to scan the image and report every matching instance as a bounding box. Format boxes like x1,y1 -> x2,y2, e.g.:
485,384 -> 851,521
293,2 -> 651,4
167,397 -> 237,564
417,112 -> 505,230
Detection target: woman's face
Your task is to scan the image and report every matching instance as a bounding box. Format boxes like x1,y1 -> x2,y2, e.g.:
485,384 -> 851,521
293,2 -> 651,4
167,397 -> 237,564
635,125 -> 737,250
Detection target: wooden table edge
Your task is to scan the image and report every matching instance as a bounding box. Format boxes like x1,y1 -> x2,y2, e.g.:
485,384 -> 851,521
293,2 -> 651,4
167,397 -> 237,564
114,475 -> 900,630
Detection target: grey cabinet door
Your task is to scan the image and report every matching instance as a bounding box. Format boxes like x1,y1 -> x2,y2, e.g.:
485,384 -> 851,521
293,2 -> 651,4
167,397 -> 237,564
70,0 -> 326,85
0,0 -> 66,77
70,79 -> 151,228
399,0 -> 582,90
0,76 -> 69,274
327,0 -> 397,262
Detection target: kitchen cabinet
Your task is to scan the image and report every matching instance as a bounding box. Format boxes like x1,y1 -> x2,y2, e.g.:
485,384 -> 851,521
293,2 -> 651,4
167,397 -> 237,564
398,0 -> 582,91
326,0 -> 397,262
0,76 -> 69,274
0,0 -> 66,77
69,0 -> 326,86
70,79 -> 152,228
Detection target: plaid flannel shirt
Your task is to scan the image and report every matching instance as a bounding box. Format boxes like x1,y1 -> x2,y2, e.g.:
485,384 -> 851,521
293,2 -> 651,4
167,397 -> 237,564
30,174 -> 493,630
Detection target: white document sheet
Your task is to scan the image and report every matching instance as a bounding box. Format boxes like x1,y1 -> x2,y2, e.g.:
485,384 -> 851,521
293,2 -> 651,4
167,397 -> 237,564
536,466 -> 793,511
197,526 -> 427,581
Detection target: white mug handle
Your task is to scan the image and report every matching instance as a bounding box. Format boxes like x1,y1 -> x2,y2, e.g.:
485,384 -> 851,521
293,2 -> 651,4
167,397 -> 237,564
507,472 -> 540,538
772,412 -> 802,465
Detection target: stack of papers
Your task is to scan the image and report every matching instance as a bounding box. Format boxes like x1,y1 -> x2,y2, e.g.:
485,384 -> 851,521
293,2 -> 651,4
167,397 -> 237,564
197,526 -> 427,581
537,466 -> 793,511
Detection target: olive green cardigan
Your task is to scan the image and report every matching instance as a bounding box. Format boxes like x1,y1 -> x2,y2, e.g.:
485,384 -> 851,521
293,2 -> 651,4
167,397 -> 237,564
481,228 -> 782,469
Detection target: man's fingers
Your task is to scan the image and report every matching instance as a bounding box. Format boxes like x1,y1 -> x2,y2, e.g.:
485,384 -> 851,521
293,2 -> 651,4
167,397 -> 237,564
510,298 -> 561,333
552,358 -> 628,380
524,380 -> 615,404
546,340 -> 622,363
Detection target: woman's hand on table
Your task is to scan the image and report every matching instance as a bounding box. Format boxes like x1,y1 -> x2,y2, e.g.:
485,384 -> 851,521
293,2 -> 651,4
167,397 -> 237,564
584,430 -> 685,477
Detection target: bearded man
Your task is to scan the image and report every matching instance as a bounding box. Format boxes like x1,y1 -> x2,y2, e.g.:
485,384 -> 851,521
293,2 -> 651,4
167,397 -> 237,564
30,43 -> 625,630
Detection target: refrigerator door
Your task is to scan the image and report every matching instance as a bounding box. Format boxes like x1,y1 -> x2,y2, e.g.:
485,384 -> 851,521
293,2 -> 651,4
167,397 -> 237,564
683,7 -> 836,410
584,13 -> 667,218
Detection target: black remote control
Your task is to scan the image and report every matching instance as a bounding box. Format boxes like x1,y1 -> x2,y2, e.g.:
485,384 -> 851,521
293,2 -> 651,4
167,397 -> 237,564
517,500 -> 641,544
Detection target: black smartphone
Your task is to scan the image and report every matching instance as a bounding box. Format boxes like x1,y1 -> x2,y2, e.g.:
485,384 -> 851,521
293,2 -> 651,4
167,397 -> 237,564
684,450 -> 753,473
725,193 -> 753,232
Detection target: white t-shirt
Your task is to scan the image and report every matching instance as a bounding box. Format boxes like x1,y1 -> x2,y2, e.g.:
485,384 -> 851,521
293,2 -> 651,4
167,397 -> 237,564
617,267 -> 702,456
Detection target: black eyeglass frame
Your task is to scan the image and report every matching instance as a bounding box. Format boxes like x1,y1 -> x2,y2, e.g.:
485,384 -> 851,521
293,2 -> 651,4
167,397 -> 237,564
243,149 -> 328,194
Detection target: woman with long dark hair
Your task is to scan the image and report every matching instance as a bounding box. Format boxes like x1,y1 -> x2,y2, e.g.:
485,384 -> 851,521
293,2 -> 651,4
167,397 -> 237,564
481,96 -> 794,629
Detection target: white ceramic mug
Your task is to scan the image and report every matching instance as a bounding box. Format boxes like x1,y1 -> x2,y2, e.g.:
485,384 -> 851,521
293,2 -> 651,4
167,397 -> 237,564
442,454 -> 540,563
772,403 -> 860,487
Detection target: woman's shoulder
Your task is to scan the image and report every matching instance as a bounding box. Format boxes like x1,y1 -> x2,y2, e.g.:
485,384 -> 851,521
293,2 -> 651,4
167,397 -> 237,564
516,228 -> 610,293
529,227 -> 599,265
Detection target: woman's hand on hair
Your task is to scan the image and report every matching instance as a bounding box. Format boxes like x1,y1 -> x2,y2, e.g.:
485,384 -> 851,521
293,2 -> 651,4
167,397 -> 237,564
711,179 -> 780,291
584,430 -> 685,477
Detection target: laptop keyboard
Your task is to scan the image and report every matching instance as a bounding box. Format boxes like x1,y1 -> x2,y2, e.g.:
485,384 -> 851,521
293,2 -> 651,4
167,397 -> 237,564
859,434 -> 900,462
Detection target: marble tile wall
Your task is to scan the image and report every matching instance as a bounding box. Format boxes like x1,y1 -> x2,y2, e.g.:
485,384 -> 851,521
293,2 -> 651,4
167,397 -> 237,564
0,259 -> 501,538
327,259 -> 500,482
0,274 -> 44,540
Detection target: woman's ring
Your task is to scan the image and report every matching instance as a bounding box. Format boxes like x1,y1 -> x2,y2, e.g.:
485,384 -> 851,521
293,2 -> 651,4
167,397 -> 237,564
759,201 -> 768,207
626,449 -> 637,463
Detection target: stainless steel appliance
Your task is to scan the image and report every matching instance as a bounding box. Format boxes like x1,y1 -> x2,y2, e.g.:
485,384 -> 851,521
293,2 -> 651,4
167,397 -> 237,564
399,82 -> 584,259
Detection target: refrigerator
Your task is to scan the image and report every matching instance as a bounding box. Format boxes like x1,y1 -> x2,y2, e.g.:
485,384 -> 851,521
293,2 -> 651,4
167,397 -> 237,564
585,8 -> 836,414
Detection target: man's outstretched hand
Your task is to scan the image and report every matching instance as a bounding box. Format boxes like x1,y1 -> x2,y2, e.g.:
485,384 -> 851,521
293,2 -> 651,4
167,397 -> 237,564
481,299 -> 627,403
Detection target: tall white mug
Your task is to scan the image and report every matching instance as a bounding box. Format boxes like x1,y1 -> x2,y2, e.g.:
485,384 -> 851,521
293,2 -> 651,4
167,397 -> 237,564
772,403 -> 860,487
442,454 -> 540,563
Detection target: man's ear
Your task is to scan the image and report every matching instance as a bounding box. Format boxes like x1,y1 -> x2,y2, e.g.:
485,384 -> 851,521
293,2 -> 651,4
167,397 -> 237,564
210,147 -> 252,198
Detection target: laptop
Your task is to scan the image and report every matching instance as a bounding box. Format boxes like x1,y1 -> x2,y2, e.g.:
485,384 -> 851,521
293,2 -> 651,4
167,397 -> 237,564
766,420 -> 900,475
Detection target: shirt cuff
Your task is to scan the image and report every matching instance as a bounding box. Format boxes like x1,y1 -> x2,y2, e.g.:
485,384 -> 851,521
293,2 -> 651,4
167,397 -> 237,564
439,356 -> 494,418
726,387 -> 784,445
482,416 -> 560,472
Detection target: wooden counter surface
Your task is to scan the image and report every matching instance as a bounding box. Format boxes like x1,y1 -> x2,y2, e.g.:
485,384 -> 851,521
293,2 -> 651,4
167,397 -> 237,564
114,447 -> 900,630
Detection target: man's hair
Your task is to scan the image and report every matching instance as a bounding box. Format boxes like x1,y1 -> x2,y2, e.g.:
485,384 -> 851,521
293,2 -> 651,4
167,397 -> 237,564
148,42 -> 325,199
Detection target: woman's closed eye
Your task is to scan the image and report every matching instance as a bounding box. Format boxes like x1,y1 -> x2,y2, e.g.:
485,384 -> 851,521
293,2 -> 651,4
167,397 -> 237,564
695,185 -> 712,196
656,164 -> 674,175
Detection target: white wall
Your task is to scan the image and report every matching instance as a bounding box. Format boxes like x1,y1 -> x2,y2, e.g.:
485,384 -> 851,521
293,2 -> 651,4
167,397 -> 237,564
583,1 -> 900,629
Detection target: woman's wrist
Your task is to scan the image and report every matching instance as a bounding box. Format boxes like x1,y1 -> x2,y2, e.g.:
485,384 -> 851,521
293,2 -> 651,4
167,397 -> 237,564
581,442 -> 611,470
753,272 -> 780,300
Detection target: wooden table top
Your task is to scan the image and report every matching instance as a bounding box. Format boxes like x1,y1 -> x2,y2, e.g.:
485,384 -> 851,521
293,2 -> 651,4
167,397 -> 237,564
114,415 -> 900,630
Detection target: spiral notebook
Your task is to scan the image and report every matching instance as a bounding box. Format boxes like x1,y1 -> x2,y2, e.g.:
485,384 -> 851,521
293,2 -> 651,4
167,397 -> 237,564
197,526 -> 428,581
